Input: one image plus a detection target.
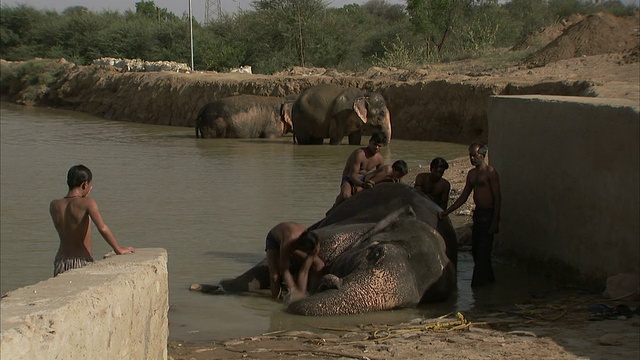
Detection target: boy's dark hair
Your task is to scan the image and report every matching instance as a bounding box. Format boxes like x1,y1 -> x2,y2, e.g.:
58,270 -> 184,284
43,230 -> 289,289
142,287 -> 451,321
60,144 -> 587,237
297,231 -> 319,252
392,160 -> 408,176
67,165 -> 92,189
370,132 -> 387,145
430,157 -> 449,170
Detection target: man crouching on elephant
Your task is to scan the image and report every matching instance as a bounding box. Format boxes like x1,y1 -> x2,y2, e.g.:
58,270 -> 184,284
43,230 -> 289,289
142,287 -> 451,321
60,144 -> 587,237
331,132 -> 387,211
266,222 -> 325,300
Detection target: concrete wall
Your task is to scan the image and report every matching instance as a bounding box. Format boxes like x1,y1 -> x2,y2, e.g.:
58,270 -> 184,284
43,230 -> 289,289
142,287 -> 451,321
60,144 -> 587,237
0,248 -> 168,360
488,95 -> 639,285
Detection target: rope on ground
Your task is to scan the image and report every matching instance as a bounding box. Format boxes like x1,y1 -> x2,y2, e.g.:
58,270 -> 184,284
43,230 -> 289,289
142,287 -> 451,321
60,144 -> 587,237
366,312 -> 480,342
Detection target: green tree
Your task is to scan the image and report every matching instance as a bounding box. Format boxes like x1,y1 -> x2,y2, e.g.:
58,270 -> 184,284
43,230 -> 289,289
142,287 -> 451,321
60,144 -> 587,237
406,0 -> 471,52
251,0 -> 328,66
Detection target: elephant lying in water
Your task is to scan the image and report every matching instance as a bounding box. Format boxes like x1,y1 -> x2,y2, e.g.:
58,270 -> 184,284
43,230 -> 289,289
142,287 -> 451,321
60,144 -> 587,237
192,183 -> 457,316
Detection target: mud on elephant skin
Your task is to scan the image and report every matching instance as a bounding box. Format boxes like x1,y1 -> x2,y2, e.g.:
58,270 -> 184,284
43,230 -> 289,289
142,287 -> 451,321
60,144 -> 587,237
195,94 -> 294,139
291,84 -> 392,145
191,183 -> 457,316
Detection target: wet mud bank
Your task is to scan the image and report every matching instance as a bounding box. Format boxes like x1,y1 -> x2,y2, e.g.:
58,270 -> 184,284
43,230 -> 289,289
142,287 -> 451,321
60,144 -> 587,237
1,60 -> 593,144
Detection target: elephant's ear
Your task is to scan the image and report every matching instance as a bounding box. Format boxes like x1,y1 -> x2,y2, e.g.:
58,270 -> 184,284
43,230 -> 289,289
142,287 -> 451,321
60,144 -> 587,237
281,101 -> 294,135
353,97 -> 368,124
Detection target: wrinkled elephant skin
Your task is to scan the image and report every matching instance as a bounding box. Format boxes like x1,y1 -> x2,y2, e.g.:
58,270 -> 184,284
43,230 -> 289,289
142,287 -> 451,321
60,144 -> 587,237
195,94 -> 293,139
195,183 -> 457,316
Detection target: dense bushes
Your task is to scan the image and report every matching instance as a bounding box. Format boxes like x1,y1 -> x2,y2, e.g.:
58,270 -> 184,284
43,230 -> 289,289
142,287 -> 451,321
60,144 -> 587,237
0,0 -> 635,74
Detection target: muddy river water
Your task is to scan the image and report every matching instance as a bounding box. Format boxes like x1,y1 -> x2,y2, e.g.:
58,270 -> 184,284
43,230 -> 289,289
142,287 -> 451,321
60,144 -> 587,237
0,102 -> 559,341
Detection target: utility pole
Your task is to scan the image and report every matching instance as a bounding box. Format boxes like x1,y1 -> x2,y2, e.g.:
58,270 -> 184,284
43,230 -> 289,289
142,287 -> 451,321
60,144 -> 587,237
205,0 -> 222,24
189,0 -> 194,71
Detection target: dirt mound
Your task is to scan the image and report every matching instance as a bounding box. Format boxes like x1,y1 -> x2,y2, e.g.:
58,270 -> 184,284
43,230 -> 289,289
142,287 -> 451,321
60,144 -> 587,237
525,12 -> 639,66
618,45 -> 640,64
512,14 -> 585,51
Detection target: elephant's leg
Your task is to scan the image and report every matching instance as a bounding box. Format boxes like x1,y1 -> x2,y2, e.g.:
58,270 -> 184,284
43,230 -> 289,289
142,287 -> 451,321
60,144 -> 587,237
309,136 -> 324,145
347,130 -> 362,145
220,263 -> 270,292
329,137 -> 342,145
295,134 -> 310,144
192,261 -> 270,295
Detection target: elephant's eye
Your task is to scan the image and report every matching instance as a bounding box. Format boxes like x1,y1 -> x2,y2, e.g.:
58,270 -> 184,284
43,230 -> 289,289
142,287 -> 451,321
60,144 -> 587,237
366,245 -> 384,264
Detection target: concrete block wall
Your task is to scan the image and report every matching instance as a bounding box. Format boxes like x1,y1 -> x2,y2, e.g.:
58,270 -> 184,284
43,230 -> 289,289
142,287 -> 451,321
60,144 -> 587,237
488,95 -> 639,284
0,248 -> 168,360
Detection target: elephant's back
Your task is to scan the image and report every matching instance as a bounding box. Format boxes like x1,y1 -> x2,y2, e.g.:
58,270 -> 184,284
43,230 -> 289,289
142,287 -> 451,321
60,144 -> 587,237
292,84 -> 347,131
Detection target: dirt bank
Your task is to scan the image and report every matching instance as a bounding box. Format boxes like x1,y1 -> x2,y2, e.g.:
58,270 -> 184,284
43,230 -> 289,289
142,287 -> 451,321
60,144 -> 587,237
2,46 -> 638,146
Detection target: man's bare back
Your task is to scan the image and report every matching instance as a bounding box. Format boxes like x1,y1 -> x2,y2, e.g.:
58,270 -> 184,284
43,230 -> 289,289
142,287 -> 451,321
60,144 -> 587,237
50,197 -> 95,259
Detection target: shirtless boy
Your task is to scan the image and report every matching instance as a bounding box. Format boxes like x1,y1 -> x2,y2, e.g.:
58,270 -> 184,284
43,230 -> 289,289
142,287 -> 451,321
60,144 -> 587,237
414,157 -> 451,210
353,159 -> 408,194
439,144 -> 501,287
332,132 -> 388,208
50,165 -> 135,277
265,222 -> 325,299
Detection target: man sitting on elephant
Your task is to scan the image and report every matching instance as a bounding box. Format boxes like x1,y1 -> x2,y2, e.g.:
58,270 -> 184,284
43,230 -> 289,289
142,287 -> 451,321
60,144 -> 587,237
266,222 -> 325,300
331,132 -> 388,210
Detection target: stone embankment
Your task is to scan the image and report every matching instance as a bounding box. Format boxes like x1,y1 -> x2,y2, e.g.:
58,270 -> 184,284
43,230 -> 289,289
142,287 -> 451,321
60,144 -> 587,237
0,249 -> 169,360
0,58 -> 595,144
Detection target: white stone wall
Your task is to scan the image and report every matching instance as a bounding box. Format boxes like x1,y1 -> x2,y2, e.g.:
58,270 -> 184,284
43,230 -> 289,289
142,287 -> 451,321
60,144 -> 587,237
92,57 -> 191,73
0,248 -> 168,360
488,95 -> 639,283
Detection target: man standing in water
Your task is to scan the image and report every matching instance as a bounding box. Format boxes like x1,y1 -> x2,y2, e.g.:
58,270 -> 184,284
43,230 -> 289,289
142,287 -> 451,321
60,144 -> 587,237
50,165 -> 135,276
439,144 -> 501,287
331,132 -> 387,209
414,157 -> 451,210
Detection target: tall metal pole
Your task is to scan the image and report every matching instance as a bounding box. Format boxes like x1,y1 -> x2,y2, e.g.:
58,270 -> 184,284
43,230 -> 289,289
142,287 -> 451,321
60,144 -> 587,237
189,0 -> 194,71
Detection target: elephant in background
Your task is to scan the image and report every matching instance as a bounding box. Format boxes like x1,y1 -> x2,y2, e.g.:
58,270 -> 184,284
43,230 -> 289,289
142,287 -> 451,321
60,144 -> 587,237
192,183 -> 457,316
291,84 -> 392,145
195,94 -> 294,139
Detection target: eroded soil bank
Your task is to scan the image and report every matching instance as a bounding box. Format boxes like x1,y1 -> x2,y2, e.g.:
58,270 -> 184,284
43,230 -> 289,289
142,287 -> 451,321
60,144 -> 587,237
0,56 -> 619,145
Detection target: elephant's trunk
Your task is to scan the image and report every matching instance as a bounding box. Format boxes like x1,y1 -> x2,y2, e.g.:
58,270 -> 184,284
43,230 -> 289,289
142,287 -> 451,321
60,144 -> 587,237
382,111 -> 392,144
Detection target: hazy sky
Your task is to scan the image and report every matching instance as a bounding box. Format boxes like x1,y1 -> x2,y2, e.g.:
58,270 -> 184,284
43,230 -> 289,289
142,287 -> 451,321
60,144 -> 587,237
8,0 -> 639,22
8,0 -> 407,22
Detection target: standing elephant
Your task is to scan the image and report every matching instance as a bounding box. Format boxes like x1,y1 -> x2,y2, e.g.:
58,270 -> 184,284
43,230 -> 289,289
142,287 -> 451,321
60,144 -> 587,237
195,95 -> 294,139
291,84 -> 392,145
192,183 -> 457,316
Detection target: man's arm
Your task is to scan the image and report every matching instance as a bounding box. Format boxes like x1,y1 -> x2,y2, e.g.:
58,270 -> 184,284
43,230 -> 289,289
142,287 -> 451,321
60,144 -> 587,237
86,199 -> 135,254
295,254 -> 316,295
489,168 -> 501,234
365,166 -> 392,185
439,174 -> 472,218
279,242 -> 297,292
437,181 -> 451,210
414,174 -> 425,193
347,150 -> 367,187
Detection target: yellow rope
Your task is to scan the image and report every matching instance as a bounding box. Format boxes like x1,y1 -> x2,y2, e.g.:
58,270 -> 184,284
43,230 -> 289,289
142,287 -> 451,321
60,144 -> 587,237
367,312 -> 480,341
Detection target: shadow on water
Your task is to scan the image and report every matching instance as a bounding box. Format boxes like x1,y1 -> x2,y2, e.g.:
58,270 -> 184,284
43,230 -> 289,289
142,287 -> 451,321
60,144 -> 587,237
203,251 -> 264,265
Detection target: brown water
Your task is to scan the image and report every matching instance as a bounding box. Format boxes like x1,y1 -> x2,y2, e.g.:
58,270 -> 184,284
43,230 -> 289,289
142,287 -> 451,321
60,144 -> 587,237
0,102 -> 559,341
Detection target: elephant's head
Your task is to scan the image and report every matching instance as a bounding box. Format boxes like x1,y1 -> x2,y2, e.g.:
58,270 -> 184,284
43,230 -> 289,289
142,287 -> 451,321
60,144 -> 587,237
287,207 -> 451,316
352,92 -> 392,145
